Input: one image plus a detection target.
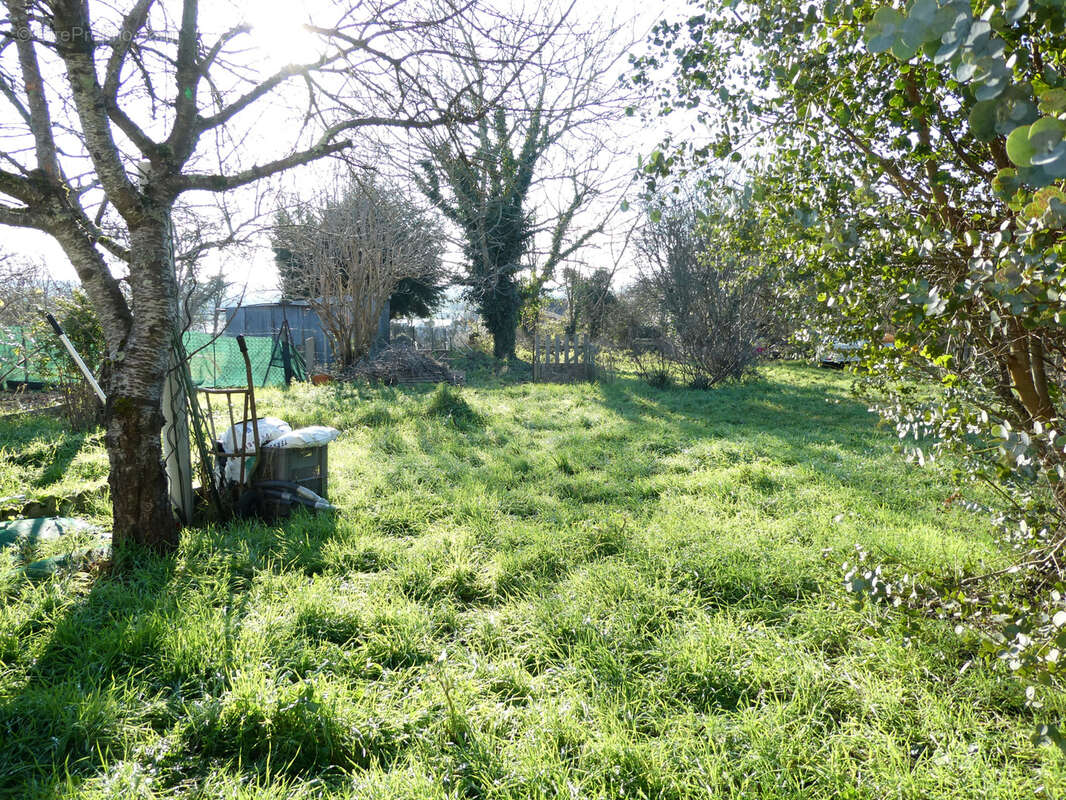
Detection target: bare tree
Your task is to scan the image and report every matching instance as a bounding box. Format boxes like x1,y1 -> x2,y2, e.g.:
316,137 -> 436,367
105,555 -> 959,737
0,255 -> 57,327
0,255 -> 65,384
416,6 -> 634,359
636,194 -> 769,388
274,176 -> 445,368
0,0 -> 550,551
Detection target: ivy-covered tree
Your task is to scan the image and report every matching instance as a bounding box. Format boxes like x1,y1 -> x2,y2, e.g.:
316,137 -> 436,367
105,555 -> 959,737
418,108 -> 540,359
636,0 -> 1066,745
417,12 -> 628,359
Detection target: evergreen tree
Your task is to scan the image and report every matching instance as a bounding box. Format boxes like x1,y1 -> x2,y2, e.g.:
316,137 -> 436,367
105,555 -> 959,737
272,208 -> 313,301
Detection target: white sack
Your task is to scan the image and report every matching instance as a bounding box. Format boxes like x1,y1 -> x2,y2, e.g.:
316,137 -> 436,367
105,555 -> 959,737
217,417 -> 291,483
264,425 -> 341,449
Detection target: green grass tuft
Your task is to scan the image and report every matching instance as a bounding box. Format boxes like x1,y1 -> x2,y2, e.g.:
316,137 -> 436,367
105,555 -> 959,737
423,383 -> 483,429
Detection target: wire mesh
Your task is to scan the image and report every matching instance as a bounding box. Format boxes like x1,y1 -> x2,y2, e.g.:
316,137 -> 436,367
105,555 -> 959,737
0,326 -> 51,384
184,332 -> 305,388
2,327 -> 305,390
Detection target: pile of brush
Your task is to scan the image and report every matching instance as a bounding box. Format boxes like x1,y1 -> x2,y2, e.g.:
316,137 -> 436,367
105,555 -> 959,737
339,343 -> 464,386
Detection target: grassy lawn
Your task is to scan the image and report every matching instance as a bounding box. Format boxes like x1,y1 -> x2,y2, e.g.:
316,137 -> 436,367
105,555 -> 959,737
1,363 -> 1063,798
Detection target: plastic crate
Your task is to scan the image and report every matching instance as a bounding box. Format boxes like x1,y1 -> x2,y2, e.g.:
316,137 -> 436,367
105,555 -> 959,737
256,444 -> 329,499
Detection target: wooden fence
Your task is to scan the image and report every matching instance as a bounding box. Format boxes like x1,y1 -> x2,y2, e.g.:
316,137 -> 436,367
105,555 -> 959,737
533,333 -> 595,382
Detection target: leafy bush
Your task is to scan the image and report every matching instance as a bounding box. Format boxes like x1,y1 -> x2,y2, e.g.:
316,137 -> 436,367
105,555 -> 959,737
634,0 -> 1066,747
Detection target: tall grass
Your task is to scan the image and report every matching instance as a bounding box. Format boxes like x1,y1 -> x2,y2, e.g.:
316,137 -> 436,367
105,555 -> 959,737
0,364 -> 1062,798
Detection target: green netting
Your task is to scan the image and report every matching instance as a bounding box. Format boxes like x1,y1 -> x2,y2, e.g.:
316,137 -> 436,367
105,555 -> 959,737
0,326 -> 53,384
184,332 -> 307,388
1,327 -> 305,390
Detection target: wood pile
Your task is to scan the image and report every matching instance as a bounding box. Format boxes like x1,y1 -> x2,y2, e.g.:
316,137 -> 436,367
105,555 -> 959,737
340,344 -> 464,386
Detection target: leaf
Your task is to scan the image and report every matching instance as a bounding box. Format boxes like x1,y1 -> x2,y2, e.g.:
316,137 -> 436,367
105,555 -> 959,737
1017,163 -> 1057,188
1032,723 -> 1066,756
1032,140 -> 1066,168
1006,124 -> 1036,167
1003,0 -> 1030,23
969,100 -> 997,140
909,0 -> 939,25
992,168 -> 1023,203
1028,116 -> 1066,151
865,7 -> 904,54
974,72 -> 1011,101
891,36 -> 920,61
964,19 -> 991,47
1021,186 -> 1066,221
1038,88 -> 1066,115
934,11 -> 972,64
1045,153 -> 1066,179
955,57 -> 978,82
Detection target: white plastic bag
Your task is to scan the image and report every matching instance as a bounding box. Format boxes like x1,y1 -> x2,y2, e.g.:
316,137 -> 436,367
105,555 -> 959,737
217,417 -> 291,482
264,425 -> 341,449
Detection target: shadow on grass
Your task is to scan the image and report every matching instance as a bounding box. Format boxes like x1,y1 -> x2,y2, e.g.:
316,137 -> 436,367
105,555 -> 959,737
0,505 -> 372,797
0,412 -> 101,493
591,369 -> 937,513
0,365 -> 959,796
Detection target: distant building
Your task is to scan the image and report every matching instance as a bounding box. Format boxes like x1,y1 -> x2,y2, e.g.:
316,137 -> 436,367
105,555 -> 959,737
218,300 -> 389,367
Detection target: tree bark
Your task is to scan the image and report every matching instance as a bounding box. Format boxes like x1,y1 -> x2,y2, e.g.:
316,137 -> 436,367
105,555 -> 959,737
105,393 -> 176,551
104,213 -> 181,551
490,322 -> 517,360
1005,319 -> 1054,424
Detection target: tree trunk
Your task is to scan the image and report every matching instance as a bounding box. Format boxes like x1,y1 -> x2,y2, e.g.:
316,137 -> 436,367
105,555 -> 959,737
42,203 -> 179,550
1005,318 -> 1054,423
102,212 -> 181,552
105,393 -> 177,551
492,325 -> 517,360
482,275 -> 519,360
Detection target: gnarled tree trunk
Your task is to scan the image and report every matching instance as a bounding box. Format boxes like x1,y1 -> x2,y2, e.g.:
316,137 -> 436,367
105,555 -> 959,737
105,394 -> 174,550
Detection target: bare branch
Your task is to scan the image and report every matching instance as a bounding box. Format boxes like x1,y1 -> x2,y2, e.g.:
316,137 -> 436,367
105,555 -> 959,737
5,0 -> 60,176
177,139 -> 352,193
50,0 -> 143,220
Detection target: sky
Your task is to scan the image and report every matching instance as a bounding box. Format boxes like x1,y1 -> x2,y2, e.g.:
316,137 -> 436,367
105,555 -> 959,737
1,0 -> 697,307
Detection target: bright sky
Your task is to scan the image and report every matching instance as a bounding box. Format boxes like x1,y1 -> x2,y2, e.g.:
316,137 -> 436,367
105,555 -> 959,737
1,0 -> 696,304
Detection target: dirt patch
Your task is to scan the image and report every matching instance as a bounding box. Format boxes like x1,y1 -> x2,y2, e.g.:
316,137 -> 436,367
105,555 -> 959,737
0,389 -> 65,418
